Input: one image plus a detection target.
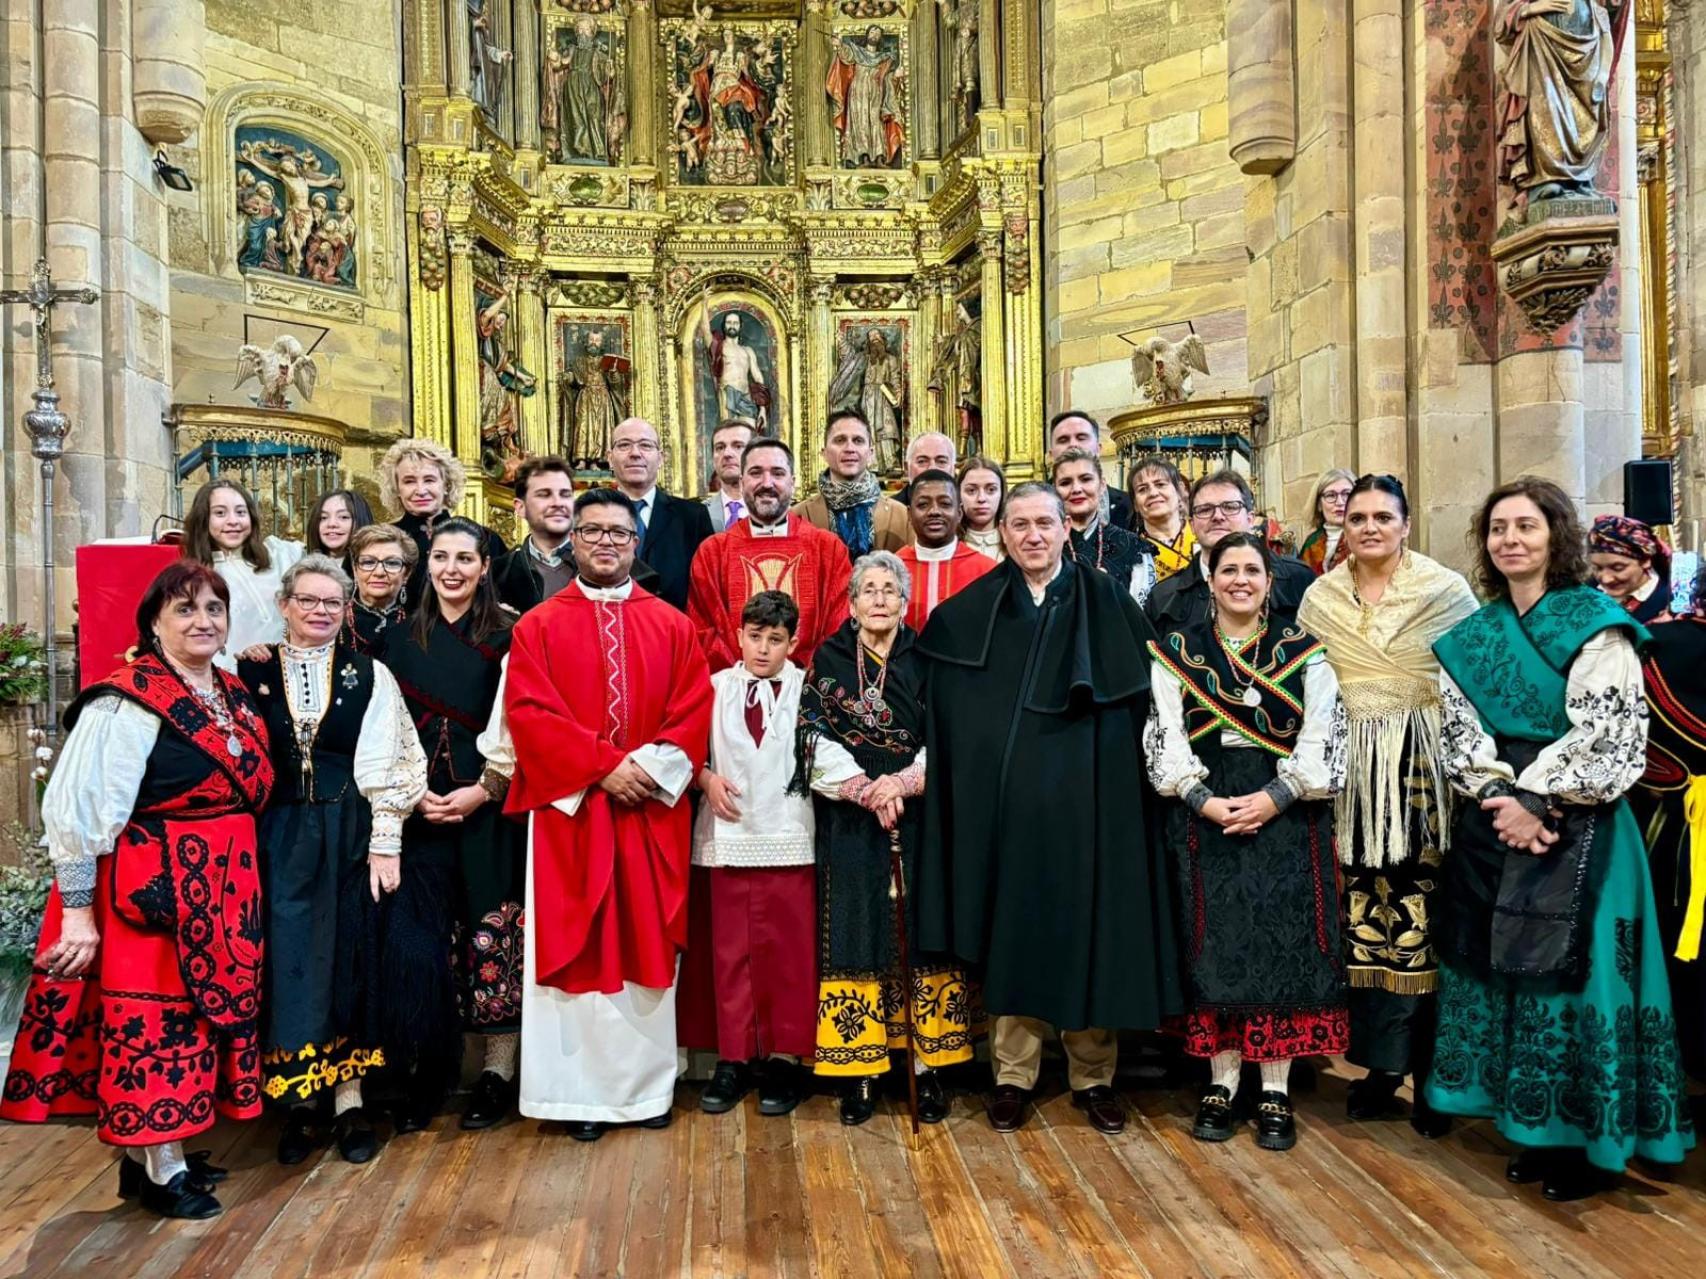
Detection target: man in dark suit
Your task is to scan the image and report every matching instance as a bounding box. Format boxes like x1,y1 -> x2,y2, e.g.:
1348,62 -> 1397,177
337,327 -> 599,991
1144,467 -> 1316,634
1049,411 -> 1136,531
608,416 -> 714,610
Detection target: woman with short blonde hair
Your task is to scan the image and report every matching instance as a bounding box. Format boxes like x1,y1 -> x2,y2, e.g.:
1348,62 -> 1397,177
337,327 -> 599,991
378,438 -> 506,602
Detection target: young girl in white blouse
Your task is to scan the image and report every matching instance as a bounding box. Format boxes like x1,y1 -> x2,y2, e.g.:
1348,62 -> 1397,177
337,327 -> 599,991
182,478 -> 303,669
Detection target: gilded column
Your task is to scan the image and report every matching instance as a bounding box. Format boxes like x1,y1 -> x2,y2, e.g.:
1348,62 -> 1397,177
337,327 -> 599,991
449,0 -> 473,97
977,229 -> 1007,468
447,231 -> 488,522
409,205 -> 454,449
633,278 -> 668,475
1003,210 -> 1043,470
804,0 -> 832,169
916,269 -> 942,433
915,1 -> 940,160
514,0 -> 540,151
807,279 -> 835,465
515,266 -> 551,456
629,0 -> 658,169
978,0 -> 1000,105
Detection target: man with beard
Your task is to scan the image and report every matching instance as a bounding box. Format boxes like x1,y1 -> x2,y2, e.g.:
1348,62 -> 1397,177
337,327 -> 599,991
1143,468 -> 1315,635
702,419 -> 753,531
915,482 -> 1181,1135
894,469 -> 994,630
492,456 -> 664,611
793,410 -> 911,560
481,490 -> 712,1140
608,417 -> 714,611
689,438 -> 852,672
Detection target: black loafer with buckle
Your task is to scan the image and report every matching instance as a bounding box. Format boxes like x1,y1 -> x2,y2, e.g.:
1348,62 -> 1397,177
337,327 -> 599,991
1192,1085 -> 1238,1142
1253,1090 -> 1297,1152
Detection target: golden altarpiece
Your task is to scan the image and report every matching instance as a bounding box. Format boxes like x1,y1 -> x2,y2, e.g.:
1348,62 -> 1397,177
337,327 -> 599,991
399,0 -> 1043,537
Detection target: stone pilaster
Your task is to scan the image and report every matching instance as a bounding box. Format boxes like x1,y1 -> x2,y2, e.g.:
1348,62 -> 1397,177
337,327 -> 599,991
132,0 -> 207,144
1351,0 -> 1407,478
1496,348 -> 1587,502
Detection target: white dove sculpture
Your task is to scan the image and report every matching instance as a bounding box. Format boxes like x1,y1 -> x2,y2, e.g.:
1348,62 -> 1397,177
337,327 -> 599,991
235,335 -> 319,409
1130,333 -> 1208,406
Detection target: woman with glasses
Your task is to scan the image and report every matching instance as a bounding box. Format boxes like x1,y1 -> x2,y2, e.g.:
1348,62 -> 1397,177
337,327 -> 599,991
1297,468 -> 1356,576
182,478 -> 304,670
1053,449 -> 1158,605
239,555 -> 428,1168
797,551 -> 974,1127
382,519 -> 525,1133
1147,531 -> 1347,1152
1297,475 -> 1477,1136
343,524 -> 418,655
306,488 -> 377,577
1126,455 -> 1196,580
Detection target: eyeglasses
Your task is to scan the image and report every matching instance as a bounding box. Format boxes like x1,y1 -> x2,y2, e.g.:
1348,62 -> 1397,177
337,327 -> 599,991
610,441 -> 660,455
355,556 -> 406,573
1321,489 -> 1353,504
287,594 -> 346,614
573,525 -> 637,546
1191,500 -> 1251,519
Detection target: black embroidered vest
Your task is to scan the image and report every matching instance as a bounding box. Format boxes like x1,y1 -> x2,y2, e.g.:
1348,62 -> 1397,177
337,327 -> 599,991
240,646 -> 376,804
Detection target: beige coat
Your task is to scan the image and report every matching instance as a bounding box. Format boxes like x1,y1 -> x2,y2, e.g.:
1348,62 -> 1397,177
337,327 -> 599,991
791,493 -> 914,552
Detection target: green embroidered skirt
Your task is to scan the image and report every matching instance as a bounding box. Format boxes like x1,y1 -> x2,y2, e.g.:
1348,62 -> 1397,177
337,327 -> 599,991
1424,806 -> 1697,1172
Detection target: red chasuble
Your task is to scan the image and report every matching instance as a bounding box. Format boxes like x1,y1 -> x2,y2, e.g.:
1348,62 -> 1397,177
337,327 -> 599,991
896,542 -> 998,632
688,514 -> 853,672
504,582 -> 712,995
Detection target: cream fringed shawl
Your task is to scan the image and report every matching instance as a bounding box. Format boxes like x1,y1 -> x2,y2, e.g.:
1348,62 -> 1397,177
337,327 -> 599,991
1296,551 -> 1478,867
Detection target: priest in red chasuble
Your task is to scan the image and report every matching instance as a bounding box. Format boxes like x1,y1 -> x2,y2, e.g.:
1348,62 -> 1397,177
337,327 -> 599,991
481,488 -> 712,1141
895,468 -> 996,630
689,438 -> 852,672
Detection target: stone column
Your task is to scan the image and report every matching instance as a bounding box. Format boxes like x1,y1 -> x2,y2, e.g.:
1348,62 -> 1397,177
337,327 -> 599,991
449,0 -> 473,97
447,231 -> 489,522
1351,0 -> 1406,478
132,0 -> 206,144
977,230 -> 1007,465
1227,0 -> 1296,174
914,1 -> 939,160
514,0 -> 540,151
629,0 -> 658,169
804,1 -> 832,169
514,266 -> 551,456
1496,348 -> 1587,501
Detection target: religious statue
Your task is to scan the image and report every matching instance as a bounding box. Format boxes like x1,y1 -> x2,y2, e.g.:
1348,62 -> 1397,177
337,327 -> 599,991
709,310 -> 772,431
1129,332 -> 1208,405
825,26 -> 905,169
829,326 -> 905,473
939,0 -> 979,134
1495,0 -> 1629,206
303,193 -> 358,288
929,302 -> 981,455
543,18 -> 625,164
561,327 -> 630,465
469,0 -> 514,123
476,293 -> 537,481
234,335 -> 318,409
675,24 -> 787,186
236,138 -> 345,278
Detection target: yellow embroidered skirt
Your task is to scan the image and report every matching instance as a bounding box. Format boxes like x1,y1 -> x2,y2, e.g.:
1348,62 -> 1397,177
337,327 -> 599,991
814,969 -> 979,1077
262,1037 -> 385,1104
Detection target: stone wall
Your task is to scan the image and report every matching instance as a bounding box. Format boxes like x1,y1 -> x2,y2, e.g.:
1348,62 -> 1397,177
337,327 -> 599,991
163,0 -> 408,476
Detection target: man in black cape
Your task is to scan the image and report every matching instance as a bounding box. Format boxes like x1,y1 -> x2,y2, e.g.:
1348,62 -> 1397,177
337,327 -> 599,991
915,482 -> 1181,1135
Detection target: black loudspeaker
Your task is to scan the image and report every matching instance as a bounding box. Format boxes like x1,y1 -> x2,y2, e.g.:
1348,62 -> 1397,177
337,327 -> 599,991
1624,459 -> 1674,526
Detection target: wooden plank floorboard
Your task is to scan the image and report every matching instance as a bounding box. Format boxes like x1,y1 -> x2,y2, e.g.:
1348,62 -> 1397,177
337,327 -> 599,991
0,1074 -> 1700,1278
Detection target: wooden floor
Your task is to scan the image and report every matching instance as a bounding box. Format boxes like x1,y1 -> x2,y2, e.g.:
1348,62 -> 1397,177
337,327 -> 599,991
0,1064 -> 1702,1278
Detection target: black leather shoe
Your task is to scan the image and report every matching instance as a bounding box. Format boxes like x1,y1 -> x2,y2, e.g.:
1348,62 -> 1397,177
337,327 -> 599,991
916,1070 -> 949,1125
756,1060 -> 803,1117
986,1084 -> 1030,1132
1409,1090 -> 1453,1140
119,1150 -> 225,1198
566,1121 -> 605,1142
1541,1153 -> 1613,1202
394,1103 -> 433,1135
700,1060 -> 753,1115
1192,1085 -> 1239,1142
1506,1148 -> 1552,1184
637,1108 -> 673,1130
1072,1085 -> 1127,1135
1253,1091 -> 1297,1152
840,1077 -> 880,1127
137,1169 -> 222,1220
334,1108 -> 379,1164
277,1108 -> 320,1166
461,1070 -> 516,1131
1345,1071 -> 1404,1122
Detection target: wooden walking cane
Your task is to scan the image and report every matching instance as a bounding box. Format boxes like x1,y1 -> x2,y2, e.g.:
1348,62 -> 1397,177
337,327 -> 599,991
888,825 -> 922,1144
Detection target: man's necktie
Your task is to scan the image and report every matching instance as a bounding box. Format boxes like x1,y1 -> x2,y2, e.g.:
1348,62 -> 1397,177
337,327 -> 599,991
635,498 -> 649,540
726,498 -> 744,529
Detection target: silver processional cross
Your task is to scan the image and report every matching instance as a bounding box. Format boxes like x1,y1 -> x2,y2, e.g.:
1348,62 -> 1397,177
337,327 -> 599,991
1,257 -> 99,738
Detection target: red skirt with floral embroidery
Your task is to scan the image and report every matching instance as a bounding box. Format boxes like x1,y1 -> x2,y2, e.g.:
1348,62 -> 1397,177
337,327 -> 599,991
1172,1007 -> 1350,1062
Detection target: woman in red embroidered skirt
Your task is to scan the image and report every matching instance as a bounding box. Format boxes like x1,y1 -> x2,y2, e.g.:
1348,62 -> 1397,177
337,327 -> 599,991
1144,532 -> 1349,1152
1,562 -> 274,1219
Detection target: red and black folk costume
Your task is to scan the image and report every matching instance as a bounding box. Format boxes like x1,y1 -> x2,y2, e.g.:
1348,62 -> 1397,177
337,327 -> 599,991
2,656 -> 273,1150
1146,618 -> 1348,1139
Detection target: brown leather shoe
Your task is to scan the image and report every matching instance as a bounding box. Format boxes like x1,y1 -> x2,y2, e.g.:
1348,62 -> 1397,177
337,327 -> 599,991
986,1084 -> 1030,1132
1072,1085 -> 1127,1135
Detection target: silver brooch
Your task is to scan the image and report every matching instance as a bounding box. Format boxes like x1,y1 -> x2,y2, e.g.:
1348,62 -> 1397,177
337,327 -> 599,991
339,663 -> 360,690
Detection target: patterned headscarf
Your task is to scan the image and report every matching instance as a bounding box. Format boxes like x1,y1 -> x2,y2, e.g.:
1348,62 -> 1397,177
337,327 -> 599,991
1589,514 -> 1670,573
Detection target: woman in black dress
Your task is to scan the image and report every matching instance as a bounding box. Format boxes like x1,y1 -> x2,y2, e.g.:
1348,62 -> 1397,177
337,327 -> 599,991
343,524 -> 416,655
382,518 -> 526,1132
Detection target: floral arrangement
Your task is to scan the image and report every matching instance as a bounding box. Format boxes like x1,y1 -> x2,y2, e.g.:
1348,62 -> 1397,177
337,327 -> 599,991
0,624 -> 47,706
1,729 -> 54,982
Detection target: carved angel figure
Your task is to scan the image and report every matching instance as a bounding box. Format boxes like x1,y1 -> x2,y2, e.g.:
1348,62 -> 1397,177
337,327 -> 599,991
235,335 -> 318,409
1130,333 -> 1207,405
